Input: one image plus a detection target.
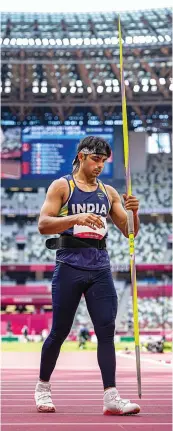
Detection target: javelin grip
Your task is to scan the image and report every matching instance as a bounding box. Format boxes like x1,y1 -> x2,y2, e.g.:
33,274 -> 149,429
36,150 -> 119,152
127,210 -> 134,234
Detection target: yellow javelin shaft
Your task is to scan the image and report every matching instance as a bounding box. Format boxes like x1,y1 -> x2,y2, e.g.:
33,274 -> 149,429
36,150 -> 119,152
119,28 -> 131,194
118,17 -> 141,398
118,16 -> 139,344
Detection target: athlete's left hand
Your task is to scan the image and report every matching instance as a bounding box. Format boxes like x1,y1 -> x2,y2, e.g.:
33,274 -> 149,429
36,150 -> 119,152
122,194 -> 139,213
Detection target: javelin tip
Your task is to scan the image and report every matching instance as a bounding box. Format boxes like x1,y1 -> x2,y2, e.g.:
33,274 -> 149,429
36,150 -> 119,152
135,345 -> 142,399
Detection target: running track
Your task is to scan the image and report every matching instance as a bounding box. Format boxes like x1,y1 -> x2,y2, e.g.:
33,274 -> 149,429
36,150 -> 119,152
1,350 -> 172,431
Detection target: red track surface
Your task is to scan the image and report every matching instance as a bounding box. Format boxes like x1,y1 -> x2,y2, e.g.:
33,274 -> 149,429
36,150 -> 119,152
1,351 -> 172,431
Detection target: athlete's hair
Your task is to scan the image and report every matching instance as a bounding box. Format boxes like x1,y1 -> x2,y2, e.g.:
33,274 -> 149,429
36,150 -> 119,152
72,136 -> 111,173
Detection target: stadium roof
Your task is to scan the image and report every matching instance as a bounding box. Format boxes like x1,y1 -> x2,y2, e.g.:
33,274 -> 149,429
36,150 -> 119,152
1,9 -> 172,128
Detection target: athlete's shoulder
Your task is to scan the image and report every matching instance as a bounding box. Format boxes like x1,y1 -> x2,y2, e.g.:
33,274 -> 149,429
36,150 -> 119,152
104,184 -> 118,195
47,176 -> 70,193
62,174 -> 73,181
104,184 -> 120,204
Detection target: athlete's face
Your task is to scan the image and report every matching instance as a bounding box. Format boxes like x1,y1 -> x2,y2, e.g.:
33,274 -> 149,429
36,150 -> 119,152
81,154 -> 108,177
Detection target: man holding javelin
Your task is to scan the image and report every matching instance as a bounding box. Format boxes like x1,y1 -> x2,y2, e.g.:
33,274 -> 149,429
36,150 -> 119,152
35,136 -> 140,415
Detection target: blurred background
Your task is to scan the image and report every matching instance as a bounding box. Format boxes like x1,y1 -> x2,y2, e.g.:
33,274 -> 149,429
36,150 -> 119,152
0,6 -> 172,351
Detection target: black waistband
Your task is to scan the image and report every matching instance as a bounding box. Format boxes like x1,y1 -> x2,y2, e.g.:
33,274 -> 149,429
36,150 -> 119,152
45,235 -> 106,250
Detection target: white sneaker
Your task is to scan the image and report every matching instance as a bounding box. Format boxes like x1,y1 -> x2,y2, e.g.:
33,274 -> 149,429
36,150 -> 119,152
103,388 -> 140,415
35,381 -> 56,413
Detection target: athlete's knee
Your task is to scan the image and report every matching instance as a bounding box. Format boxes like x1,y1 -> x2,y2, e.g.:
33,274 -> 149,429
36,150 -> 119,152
95,320 -> 115,342
49,325 -> 70,344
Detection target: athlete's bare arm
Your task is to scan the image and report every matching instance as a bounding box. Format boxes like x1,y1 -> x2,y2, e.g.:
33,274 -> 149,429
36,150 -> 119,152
38,178 -> 104,235
105,185 -> 140,238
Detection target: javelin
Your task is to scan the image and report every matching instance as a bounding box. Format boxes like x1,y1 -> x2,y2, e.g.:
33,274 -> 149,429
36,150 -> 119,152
118,17 -> 142,399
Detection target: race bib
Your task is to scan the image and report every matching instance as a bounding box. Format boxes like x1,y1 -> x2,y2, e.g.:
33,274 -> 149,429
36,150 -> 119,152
73,216 -> 107,240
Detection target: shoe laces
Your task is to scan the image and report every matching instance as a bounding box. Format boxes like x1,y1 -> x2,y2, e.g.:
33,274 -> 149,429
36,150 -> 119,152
108,390 -> 130,405
38,392 -> 52,403
38,383 -> 51,392
37,384 -> 52,403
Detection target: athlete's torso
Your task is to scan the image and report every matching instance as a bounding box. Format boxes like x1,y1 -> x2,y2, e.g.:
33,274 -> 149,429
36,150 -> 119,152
55,174 -> 111,270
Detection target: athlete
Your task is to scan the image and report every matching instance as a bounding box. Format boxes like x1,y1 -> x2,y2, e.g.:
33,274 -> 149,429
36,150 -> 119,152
78,324 -> 91,349
35,136 -> 140,415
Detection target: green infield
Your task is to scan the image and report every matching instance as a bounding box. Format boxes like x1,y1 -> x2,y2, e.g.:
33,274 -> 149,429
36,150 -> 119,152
1,340 -> 172,352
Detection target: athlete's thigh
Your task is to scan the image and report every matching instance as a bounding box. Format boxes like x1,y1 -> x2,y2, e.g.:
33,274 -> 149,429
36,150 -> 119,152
51,262 -> 84,330
85,268 -> 118,327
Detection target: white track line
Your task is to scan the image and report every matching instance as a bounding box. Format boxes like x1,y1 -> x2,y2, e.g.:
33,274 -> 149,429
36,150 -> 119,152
117,352 -> 172,367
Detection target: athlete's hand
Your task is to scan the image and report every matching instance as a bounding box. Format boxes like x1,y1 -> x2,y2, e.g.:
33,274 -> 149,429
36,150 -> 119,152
75,213 -> 104,230
122,194 -> 139,214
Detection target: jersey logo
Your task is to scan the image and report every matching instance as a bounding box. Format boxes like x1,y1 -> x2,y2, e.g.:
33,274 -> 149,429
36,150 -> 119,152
97,192 -> 105,200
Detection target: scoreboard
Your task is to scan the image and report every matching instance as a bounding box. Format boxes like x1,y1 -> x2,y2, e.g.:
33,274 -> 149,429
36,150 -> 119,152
21,126 -> 114,179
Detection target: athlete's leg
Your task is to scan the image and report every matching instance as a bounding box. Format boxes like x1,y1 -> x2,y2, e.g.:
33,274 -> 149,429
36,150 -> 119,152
84,268 -> 140,416
85,268 -> 118,389
40,263 -> 85,381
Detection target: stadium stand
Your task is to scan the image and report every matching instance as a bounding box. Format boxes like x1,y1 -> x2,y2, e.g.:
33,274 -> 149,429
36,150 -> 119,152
1,189 -> 45,215
119,297 -> 172,331
132,153 -> 172,210
108,222 -> 172,264
1,127 -> 21,155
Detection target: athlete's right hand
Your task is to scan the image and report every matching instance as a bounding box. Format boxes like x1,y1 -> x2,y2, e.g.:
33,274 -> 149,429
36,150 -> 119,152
75,213 -> 104,230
